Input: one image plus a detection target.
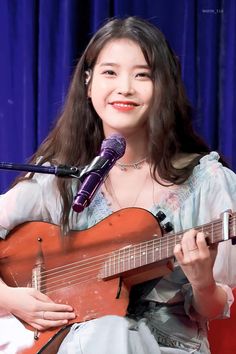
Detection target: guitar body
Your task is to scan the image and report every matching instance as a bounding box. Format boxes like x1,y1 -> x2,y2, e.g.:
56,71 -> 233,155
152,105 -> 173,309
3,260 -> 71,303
0,208 -> 168,353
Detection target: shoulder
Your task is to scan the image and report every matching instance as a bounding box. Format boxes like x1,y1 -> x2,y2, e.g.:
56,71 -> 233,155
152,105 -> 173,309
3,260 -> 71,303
187,152 -> 236,201
172,153 -> 201,169
173,151 -> 231,177
194,151 -> 235,179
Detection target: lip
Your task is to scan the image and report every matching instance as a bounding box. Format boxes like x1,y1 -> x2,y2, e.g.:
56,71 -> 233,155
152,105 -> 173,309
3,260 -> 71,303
109,101 -> 139,112
110,100 -> 139,106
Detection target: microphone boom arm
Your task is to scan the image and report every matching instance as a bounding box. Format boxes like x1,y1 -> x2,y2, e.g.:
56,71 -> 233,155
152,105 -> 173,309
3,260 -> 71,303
0,157 -> 110,181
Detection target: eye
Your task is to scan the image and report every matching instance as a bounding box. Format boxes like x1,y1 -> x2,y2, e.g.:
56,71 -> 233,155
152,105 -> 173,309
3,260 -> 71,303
136,72 -> 151,79
102,70 -> 116,76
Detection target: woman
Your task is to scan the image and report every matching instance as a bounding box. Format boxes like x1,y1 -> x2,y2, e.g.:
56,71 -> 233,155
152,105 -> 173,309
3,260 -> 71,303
0,16 -> 236,354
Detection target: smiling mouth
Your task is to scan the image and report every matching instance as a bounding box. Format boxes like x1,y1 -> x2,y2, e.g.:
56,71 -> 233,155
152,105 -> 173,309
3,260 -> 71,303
110,102 -> 139,108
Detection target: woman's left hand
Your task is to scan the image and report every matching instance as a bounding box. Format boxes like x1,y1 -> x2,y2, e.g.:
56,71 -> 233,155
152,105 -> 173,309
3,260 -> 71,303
174,230 -> 217,290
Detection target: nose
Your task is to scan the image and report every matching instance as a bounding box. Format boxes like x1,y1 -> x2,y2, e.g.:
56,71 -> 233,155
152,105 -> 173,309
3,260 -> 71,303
117,75 -> 135,96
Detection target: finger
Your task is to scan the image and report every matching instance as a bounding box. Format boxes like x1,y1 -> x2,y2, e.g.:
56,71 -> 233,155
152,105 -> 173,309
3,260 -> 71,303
33,290 -> 74,312
173,243 -> 183,263
42,302 -> 75,313
40,310 -> 76,321
195,232 -> 209,253
181,229 -> 198,255
30,318 -> 70,331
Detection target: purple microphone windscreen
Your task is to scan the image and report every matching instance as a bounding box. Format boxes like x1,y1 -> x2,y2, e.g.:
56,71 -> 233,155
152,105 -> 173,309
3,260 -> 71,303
72,134 -> 126,213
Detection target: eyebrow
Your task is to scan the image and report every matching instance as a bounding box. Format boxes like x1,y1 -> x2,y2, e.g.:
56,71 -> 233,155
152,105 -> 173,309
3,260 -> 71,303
99,63 -> 150,69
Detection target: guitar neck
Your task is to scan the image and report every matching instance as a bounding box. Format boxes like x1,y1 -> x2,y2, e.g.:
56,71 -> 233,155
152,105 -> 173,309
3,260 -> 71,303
102,211 -> 236,279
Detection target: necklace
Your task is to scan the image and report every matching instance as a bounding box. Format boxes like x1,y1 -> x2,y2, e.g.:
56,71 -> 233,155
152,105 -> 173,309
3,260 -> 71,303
105,172 -> 149,209
116,157 -> 147,171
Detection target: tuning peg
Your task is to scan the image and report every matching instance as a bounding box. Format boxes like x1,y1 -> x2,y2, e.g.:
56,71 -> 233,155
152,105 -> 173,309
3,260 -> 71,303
231,238 -> 236,245
155,210 -> 166,222
163,222 -> 174,233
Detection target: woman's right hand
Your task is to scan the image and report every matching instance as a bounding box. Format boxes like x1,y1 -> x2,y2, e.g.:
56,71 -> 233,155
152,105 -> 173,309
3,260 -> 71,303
0,283 -> 76,331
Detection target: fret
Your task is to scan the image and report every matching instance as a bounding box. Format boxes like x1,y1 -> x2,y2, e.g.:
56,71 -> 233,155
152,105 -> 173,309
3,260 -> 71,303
146,242 -> 148,265
122,248 -> 125,272
169,235 -> 174,256
102,259 -> 106,278
157,239 -> 161,261
124,248 -> 128,272
159,237 -> 162,261
131,245 -> 135,270
117,249 -> 120,274
170,235 -> 174,254
133,246 -> 137,269
107,253 -> 112,277
166,236 -> 169,258
211,221 -> 213,244
234,215 -> 236,237
174,233 -> 182,252
113,252 -> 116,276
138,243 -> 140,267
119,248 -> 124,273
147,240 -> 153,265
152,239 -> 155,263
140,243 -> 143,266
140,242 -> 145,267
128,246 -> 131,271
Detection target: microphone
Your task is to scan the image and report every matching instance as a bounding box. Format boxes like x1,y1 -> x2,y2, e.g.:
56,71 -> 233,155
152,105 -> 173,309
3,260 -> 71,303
72,134 -> 126,213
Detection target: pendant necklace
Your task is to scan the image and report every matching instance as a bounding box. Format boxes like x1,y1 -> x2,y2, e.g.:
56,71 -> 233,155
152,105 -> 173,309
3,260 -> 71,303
116,157 -> 147,171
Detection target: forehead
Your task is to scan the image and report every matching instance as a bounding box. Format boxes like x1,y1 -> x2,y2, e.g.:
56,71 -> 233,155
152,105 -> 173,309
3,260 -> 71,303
95,38 -> 148,66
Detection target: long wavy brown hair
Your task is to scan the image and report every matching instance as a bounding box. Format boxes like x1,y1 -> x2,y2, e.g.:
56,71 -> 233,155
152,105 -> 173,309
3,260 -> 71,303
15,16 -> 214,229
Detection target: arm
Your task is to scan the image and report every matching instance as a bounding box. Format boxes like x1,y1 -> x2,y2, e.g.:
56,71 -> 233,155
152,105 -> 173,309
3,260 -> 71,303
192,282 -> 227,319
174,231 -> 228,320
0,175 -> 76,330
173,154 -> 236,319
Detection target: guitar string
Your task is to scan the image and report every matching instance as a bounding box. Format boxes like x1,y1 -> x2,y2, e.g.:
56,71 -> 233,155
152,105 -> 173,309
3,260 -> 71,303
38,219 -> 224,281
39,232 -> 226,293
41,224 -> 227,293
36,221 -> 228,293
37,220 -> 225,290
41,223 -> 226,294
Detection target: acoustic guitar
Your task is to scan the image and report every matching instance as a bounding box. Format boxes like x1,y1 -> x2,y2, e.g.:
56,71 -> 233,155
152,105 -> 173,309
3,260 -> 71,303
0,208 -> 234,353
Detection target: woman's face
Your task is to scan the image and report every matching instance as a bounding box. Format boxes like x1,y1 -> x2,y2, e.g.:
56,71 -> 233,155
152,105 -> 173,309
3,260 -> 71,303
88,38 -> 154,138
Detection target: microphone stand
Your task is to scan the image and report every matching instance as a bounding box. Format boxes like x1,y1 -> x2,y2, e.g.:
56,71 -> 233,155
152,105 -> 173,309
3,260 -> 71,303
0,156 -> 109,182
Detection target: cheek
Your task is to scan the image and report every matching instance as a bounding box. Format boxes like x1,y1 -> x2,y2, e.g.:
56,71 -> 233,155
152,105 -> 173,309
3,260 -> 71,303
90,82 -> 115,113
145,85 -> 154,101
91,77 -> 111,91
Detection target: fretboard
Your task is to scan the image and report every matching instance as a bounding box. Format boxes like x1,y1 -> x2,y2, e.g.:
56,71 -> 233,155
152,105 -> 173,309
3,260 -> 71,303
102,213 -> 236,278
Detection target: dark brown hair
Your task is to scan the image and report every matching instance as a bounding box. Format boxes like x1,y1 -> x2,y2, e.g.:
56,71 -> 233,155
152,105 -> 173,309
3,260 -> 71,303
17,16 -> 211,229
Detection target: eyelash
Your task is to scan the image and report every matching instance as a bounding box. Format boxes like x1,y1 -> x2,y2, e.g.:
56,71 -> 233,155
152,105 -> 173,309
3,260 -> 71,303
102,70 -> 116,76
101,70 -> 151,79
136,72 -> 151,78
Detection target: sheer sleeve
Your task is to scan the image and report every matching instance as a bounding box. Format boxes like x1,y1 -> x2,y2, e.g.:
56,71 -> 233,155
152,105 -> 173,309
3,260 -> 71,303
181,153 -> 236,317
149,152 -> 236,319
0,173 -> 60,239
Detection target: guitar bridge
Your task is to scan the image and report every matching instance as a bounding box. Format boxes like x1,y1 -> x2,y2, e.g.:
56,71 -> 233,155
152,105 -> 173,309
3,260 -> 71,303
32,237 -> 45,292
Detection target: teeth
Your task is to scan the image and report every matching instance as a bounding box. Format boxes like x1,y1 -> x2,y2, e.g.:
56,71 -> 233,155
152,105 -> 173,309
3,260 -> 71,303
113,103 -> 134,107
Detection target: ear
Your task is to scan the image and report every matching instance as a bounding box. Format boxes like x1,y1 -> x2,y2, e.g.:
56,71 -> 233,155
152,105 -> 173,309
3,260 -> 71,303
85,70 -> 91,85
85,70 -> 92,97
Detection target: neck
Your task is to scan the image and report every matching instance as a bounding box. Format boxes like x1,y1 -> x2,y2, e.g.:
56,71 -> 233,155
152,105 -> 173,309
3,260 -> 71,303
117,134 -> 148,165
104,128 -> 149,164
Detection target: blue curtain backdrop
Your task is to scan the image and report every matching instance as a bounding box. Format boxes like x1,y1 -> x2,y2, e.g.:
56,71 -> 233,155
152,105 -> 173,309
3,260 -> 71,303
0,0 -> 235,192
